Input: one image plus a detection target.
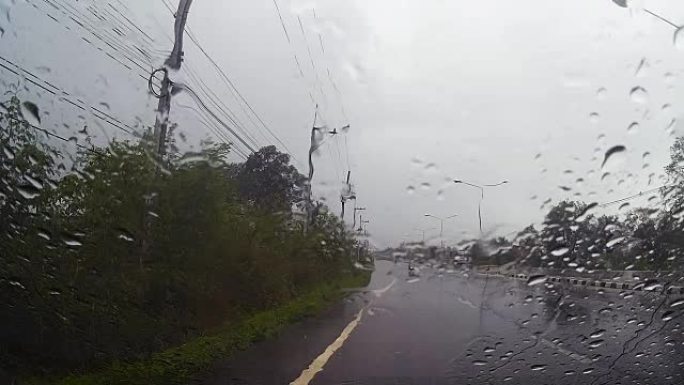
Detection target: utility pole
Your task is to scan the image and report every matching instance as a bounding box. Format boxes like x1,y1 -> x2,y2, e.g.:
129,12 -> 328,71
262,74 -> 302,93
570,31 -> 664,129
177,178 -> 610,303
354,214 -> 369,262
142,0 -> 193,271
340,170 -> 355,220
305,106 -> 349,231
414,227 -> 436,244
352,205 -> 366,229
151,0 -> 193,156
305,107 -> 320,232
358,215 -> 369,232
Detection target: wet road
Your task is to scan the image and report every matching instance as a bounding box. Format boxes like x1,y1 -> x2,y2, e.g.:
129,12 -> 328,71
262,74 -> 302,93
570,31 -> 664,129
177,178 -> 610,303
200,261 -> 684,385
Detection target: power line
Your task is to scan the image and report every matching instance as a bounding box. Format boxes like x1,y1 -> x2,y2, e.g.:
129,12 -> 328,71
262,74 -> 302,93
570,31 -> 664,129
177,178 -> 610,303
160,0 -> 299,164
0,55 -> 138,136
175,103 -> 249,159
106,1 -> 156,44
344,134 -> 351,170
599,185 -> 669,207
160,0 -> 175,15
182,61 -> 261,149
296,14 -> 327,105
30,0 -> 155,80
270,0 -> 305,79
331,136 -> 345,180
57,0 -> 159,63
10,116 -> 106,157
324,140 -> 341,182
25,0 -> 152,82
270,0 -> 291,43
643,8 -> 679,29
177,83 -> 257,153
269,1 -> 355,184
183,29 -> 296,157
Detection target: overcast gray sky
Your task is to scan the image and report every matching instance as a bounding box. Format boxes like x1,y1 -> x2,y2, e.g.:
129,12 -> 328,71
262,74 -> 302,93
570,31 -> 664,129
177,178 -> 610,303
3,0 -> 684,247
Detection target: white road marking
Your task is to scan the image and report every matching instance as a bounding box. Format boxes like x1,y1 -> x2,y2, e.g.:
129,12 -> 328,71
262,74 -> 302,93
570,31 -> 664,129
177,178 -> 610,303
289,308 -> 365,385
372,278 -> 397,297
290,275 -> 396,384
456,296 -> 478,310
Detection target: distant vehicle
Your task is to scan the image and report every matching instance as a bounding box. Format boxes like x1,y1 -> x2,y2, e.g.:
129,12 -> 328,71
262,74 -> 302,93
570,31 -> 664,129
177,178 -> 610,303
408,262 -> 419,277
453,255 -> 468,265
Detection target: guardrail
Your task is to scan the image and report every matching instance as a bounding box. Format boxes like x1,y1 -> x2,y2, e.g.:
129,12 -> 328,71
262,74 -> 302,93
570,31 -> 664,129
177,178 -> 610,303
478,271 -> 684,295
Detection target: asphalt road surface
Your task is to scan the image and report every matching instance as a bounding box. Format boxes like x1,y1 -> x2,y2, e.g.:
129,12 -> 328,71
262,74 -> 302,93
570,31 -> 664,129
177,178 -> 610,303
200,261 -> 684,385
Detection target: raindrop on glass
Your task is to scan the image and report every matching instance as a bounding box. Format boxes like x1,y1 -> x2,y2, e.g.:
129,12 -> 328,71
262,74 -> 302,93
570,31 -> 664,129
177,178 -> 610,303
590,329 -> 605,338
62,236 -> 83,247
606,236 -> 624,248
526,275 -> 547,286
117,229 -> 135,243
16,185 -> 40,200
634,58 -> 648,77
20,101 -> 41,125
629,86 -> 648,104
24,174 -> 43,190
589,112 -> 600,124
674,26 -> 684,50
627,122 -> 639,135
551,247 -> 570,257
601,145 -> 626,170
662,310 -> 675,322
596,87 -> 607,100
670,298 -> 684,308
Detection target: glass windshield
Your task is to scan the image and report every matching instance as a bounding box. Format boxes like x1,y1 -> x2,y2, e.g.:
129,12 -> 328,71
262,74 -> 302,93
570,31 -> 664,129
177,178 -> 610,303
1,1 -> 683,384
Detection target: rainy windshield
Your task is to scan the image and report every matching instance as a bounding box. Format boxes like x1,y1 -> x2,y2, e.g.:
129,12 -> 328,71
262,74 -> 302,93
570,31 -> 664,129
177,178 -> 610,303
1,0 -> 684,384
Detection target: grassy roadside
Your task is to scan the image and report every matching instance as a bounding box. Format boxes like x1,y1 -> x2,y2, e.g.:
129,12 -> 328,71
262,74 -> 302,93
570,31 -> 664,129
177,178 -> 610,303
28,271 -> 371,385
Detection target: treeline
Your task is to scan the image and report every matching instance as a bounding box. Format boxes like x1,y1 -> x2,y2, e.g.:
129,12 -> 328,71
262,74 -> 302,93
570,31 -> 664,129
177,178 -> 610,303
0,97 -> 367,374
466,139 -> 684,272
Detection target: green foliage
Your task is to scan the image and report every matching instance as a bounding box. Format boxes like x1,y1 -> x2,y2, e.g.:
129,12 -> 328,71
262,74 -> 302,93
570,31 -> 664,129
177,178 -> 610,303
235,145 -> 306,213
27,271 -> 370,385
0,98 -> 366,379
475,134 -> 684,271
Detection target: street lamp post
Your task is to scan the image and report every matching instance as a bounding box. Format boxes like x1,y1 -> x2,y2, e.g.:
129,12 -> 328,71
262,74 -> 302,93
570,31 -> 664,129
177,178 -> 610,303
414,227 -> 436,243
423,213 -> 458,248
453,179 -> 508,235
611,1 -> 680,29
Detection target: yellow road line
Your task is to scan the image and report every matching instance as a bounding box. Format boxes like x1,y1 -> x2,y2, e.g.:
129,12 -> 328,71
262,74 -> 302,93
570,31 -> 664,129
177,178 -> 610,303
289,307 -> 365,385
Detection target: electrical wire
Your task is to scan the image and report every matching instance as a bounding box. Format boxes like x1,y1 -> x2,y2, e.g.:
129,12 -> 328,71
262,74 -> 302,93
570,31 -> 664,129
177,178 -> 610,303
26,122 -> 106,157
106,1 -> 156,44
36,0 -> 155,77
161,0 -> 299,164
182,61 -> 261,149
65,1 -> 156,63
269,1 -> 356,189
0,55 -> 138,136
271,0 -> 291,43
332,135 -> 345,178
175,83 -> 257,153
175,102 -> 249,159
183,29 -> 297,158
27,0 -> 152,82
344,134 -> 351,170
270,0 -> 305,78
324,140 -> 341,182
599,185 -> 669,208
